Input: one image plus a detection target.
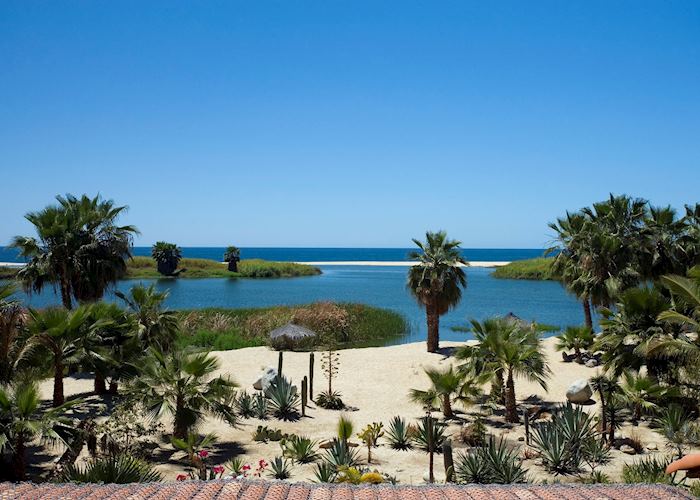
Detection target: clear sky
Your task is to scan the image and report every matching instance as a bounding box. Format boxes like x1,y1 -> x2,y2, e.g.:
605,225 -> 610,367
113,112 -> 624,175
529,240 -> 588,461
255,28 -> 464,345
1,1 -> 699,248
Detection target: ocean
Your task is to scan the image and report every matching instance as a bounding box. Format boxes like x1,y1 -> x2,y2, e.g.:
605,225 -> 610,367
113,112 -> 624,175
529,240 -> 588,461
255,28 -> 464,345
1,247 -> 584,344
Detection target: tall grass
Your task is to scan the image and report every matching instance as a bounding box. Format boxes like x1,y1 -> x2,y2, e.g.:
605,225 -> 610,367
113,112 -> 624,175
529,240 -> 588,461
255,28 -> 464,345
491,257 -> 556,281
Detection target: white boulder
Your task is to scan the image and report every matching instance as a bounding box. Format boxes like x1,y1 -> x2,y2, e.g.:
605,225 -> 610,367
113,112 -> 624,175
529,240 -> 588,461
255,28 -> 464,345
566,379 -> 593,404
253,366 -> 278,391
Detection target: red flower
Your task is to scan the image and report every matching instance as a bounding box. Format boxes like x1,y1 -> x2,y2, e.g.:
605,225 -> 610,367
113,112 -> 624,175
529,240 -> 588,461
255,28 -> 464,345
258,459 -> 268,467
242,464 -> 251,471
176,474 -> 187,481
197,450 -> 209,459
213,466 -> 225,475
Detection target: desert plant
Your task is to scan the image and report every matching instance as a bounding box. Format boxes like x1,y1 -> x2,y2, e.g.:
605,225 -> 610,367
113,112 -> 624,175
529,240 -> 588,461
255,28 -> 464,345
313,462 -> 336,483
254,392 -> 269,419
116,284 -> 179,351
316,390 -> 345,410
236,391 -> 256,418
337,414 -> 354,446
170,432 -> 217,480
95,402 -> 164,457
265,375 -> 300,420
408,231 -> 468,352
252,426 -> 286,443
619,371 -> 669,422
656,404 -> 700,459
357,422 -> 384,463
268,456 -> 293,479
151,241 -> 182,276
460,417 -> 487,447
60,454 -> 162,483
226,457 -> 246,476
454,436 -> 527,484
413,416 -> 446,453
622,455 -> 673,484
126,348 -> 237,439
301,377 -> 308,416
309,352 -> 315,398
555,326 -> 595,361
323,439 -> 360,469
321,348 -> 340,393
386,416 -> 413,450
281,435 -> 320,463
577,470 -> 611,484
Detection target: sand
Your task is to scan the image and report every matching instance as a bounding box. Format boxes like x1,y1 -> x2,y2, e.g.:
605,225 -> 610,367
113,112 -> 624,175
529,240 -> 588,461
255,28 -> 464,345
38,338 -> 675,484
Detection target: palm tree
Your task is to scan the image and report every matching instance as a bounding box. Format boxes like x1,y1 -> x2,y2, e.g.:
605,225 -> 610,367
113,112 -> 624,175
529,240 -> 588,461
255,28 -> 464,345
409,366 -> 482,419
555,326 -> 594,362
407,231 -> 467,353
619,371 -> 669,423
457,317 -> 549,423
25,306 -> 94,406
11,194 -> 138,309
224,246 -> 241,272
59,454 -> 163,483
126,348 -> 237,439
589,373 -> 618,442
0,381 -> 77,480
0,282 -> 27,384
151,242 -> 182,276
639,205 -> 697,280
116,284 -> 179,351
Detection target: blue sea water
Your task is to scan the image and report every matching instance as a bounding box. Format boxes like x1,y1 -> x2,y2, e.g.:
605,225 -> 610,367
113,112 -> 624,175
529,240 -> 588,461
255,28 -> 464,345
2,245 -> 586,344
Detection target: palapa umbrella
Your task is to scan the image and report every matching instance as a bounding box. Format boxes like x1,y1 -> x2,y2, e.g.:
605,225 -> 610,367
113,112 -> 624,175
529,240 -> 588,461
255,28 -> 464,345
269,323 -> 317,343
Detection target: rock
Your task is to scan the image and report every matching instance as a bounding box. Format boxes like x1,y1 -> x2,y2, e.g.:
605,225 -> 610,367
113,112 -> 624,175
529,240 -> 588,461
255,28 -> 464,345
646,443 -> 658,451
318,439 -> 334,449
566,379 -> 593,404
561,352 -> 572,362
585,359 -> 598,368
253,367 -> 278,391
620,444 -> 637,455
517,436 -> 525,442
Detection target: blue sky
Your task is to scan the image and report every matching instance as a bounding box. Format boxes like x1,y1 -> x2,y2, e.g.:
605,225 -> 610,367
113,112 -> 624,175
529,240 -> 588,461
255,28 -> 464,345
1,1 -> 699,248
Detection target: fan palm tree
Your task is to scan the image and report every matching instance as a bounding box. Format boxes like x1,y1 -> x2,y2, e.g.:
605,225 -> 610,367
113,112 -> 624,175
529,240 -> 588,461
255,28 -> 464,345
25,306 -> 95,406
151,242 -> 182,276
639,205 -> 697,280
11,194 -> 138,309
589,373 -> 618,443
59,454 -> 163,483
127,348 -> 238,439
407,231 -> 467,353
116,284 -> 179,351
555,326 -> 594,362
456,317 -> 550,423
619,371 -> 669,423
0,282 -> 27,384
409,366 -> 483,419
224,246 -> 241,272
0,381 -> 77,480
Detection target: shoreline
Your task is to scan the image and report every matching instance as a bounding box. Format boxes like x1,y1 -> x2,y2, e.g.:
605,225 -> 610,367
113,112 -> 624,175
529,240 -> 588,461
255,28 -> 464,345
295,260 -> 510,267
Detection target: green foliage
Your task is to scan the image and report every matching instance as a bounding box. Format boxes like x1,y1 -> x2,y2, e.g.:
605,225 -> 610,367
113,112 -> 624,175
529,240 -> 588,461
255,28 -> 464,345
492,258 -> 556,280
281,435 -> 320,463
59,454 -> 162,483
253,393 -> 269,419
95,402 -> 164,457
316,390 -> 345,410
126,256 -> 320,279
151,242 -> 182,276
357,422 -> 384,463
268,456 -> 293,479
386,416 -> 413,450
235,391 -> 256,418
117,284 -> 179,351
621,455 -> 673,484
655,404 -> 700,458
252,425 -> 288,442
337,414 -> 354,444
265,375 -> 300,420
577,471 -> 611,484
555,326 -> 594,359
454,436 -> 528,484
619,371 -> 670,422
323,438 -> 360,469
413,416 -> 446,453
409,366 -> 482,418
530,402 -> 600,475
313,462 -> 336,483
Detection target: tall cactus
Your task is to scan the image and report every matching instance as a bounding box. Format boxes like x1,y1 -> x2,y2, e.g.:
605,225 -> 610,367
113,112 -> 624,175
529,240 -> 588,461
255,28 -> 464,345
301,376 -> 308,417
278,351 -> 283,377
309,352 -> 315,399
442,438 -> 454,482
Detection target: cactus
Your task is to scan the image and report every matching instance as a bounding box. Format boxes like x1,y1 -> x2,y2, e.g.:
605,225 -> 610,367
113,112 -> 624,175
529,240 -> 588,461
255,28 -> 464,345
301,377 -> 308,417
442,438 -> 454,482
278,351 -> 283,377
309,353 -> 315,399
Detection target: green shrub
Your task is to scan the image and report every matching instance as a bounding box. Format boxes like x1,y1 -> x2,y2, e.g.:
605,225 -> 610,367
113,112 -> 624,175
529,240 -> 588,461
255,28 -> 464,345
413,416 -> 446,453
282,435 -> 320,463
622,456 -> 673,484
60,455 -> 162,483
236,391 -> 255,418
491,257 -> 556,280
252,425 -> 287,442
386,416 -> 412,450
313,462 -> 336,483
254,393 -> 269,419
316,390 -> 345,410
268,456 -> 294,479
323,439 -> 360,469
265,375 -> 300,420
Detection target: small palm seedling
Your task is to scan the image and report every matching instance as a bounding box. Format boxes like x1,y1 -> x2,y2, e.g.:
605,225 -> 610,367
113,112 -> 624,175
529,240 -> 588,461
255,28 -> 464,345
413,416 -> 446,453
268,456 -> 293,479
619,371 -> 669,423
357,422 -> 384,463
265,375 -> 300,420
555,326 -> 594,362
316,390 -> 345,410
386,416 -> 412,450
171,432 -> 218,480
236,391 -> 255,418
60,454 -> 163,483
337,414 -> 354,446
409,366 -> 482,419
281,435 -> 320,463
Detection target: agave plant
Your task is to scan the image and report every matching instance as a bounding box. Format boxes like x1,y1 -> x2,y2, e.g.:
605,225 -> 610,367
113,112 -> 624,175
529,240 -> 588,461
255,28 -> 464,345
253,392 -> 269,419
265,375 -> 300,420
313,462 -> 336,483
267,456 -> 293,479
454,435 -> 528,484
60,454 -> 163,483
316,390 -> 345,410
386,416 -> 412,450
622,456 -> 673,484
236,391 -> 255,418
323,438 -> 360,469
281,435 -> 320,463
655,404 -> 700,459
412,416 -> 446,452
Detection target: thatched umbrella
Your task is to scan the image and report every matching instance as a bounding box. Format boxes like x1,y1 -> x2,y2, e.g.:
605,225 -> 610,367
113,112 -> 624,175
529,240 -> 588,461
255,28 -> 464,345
269,323 -> 317,343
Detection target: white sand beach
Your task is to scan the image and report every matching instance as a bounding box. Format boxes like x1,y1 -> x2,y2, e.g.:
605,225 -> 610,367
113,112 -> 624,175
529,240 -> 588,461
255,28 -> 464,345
39,337 -> 674,484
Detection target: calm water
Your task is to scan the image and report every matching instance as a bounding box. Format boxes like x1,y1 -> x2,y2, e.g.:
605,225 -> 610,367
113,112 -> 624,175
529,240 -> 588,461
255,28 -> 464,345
0,247 -> 545,263
5,262 -> 586,344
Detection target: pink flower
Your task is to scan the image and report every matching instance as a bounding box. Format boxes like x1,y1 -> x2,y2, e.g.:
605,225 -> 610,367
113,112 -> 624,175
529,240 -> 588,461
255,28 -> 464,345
176,474 -> 187,481
258,459 -> 268,468
198,450 -> 209,459
242,464 -> 251,471
213,466 -> 225,475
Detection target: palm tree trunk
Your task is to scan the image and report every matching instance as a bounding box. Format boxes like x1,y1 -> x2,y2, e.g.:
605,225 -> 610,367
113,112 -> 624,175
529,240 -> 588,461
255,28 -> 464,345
491,368 -> 505,405
94,372 -> 106,394
598,388 -> 607,443
174,396 -> 187,439
583,297 -> 592,329
426,302 -> 440,353
60,281 -> 72,310
108,380 -> 119,394
53,358 -> 64,407
442,395 -> 454,419
12,437 -> 26,481
505,369 -> 518,423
